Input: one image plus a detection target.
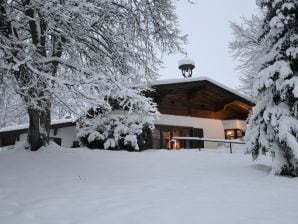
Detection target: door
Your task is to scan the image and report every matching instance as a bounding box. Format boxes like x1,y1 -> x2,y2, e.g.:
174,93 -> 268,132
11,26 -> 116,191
190,128 -> 204,149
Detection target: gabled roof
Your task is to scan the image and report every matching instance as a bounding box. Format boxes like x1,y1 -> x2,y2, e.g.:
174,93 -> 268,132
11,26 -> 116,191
153,76 -> 255,104
150,77 -> 254,120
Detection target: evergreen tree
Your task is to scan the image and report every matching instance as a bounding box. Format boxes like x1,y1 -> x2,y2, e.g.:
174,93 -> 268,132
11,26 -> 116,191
246,0 -> 298,176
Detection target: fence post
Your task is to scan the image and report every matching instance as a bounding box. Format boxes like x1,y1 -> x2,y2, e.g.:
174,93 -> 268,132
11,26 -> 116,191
229,142 -> 232,154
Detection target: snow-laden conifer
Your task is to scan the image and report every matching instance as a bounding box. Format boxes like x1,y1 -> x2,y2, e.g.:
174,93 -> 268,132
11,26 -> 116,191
246,0 -> 298,176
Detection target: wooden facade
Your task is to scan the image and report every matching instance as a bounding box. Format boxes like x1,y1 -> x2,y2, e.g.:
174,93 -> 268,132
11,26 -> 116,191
149,79 -> 254,120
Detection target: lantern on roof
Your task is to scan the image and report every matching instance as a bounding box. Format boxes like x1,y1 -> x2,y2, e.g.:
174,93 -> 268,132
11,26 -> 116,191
178,57 -> 195,78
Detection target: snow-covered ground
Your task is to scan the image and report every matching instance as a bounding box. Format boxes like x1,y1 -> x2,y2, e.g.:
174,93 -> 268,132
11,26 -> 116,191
0,143 -> 298,224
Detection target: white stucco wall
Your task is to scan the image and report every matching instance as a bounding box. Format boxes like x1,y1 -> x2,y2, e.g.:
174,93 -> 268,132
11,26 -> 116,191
18,126 -> 78,148
19,133 -> 27,143
15,116 -> 246,149
155,114 -> 226,148
54,126 -> 78,147
222,120 -> 246,130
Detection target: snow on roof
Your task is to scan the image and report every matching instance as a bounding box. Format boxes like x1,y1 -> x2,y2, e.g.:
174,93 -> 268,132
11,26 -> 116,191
0,118 -> 76,133
178,58 -> 195,67
52,118 -> 76,125
153,76 -> 255,104
0,124 -> 29,133
1,77 -> 254,133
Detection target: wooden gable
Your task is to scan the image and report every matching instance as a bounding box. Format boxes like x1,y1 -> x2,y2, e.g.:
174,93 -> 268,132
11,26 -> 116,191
149,79 -> 254,120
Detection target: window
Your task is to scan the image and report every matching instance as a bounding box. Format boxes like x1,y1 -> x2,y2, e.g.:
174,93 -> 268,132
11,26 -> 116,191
50,137 -> 62,146
72,141 -> 80,148
1,134 -> 19,147
224,129 -> 244,140
154,125 -> 204,149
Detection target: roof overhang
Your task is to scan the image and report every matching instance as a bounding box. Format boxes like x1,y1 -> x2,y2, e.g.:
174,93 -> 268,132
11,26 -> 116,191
0,120 -> 76,137
150,77 -> 254,120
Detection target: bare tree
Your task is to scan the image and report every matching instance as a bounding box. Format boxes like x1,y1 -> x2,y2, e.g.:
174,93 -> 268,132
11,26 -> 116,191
230,14 -> 265,98
0,0 -> 186,150
0,78 -> 27,128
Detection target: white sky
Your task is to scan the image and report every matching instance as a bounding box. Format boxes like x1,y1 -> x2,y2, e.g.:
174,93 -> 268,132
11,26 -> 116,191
159,0 -> 258,89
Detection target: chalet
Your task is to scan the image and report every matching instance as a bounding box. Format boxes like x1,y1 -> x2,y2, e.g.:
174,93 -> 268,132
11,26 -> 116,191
149,76 -> 254,149
0,77 -> 254,149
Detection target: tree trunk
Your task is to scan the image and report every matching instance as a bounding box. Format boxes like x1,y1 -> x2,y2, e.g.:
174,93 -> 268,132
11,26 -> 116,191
27,107 -> 51,151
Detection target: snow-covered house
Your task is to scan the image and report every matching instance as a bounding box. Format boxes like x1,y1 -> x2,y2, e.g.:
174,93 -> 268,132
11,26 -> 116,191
0,76 -> 254,149
150,77 -> 254,148
0,119 -> 78,149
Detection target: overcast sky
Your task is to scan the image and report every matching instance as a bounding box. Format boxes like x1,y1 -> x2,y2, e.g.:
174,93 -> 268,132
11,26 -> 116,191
159,0 -> 258,89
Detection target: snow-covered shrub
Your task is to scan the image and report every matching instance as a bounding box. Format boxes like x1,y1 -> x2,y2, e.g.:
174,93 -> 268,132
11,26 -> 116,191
77,107 -> 153,151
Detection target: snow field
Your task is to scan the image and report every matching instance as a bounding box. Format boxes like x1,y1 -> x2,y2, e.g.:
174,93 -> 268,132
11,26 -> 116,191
0,143 -> 297,224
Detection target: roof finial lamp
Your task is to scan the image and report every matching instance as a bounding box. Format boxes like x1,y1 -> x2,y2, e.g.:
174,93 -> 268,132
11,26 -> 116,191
178,57 -> 195,78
